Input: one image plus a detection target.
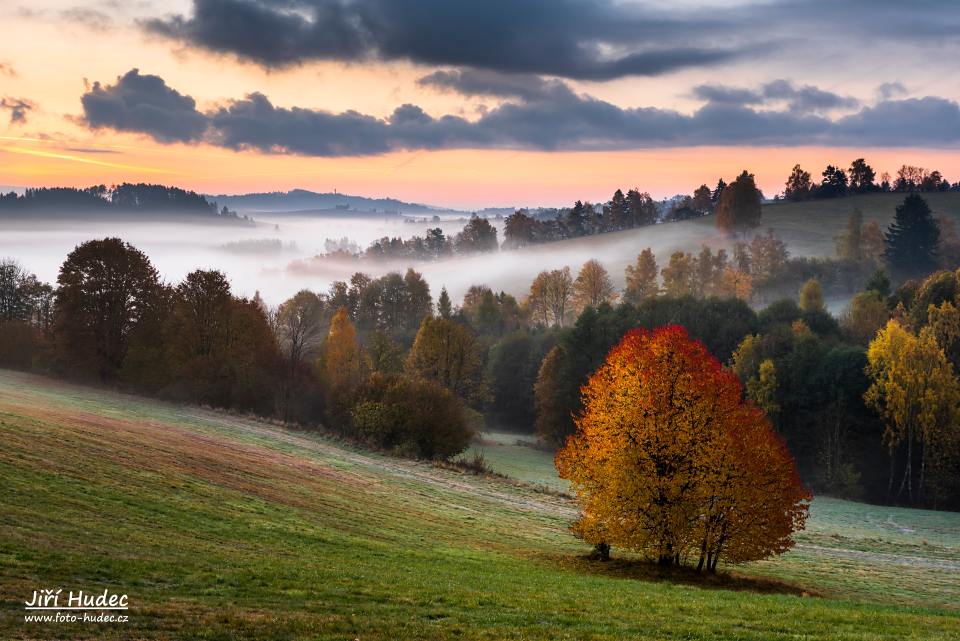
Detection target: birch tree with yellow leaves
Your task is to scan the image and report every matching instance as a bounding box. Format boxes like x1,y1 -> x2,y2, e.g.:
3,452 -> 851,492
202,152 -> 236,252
865,319 -> 960,504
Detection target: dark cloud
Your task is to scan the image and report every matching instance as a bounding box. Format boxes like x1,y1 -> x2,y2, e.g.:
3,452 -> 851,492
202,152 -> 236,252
692,80 -> 859,114
832,97 -> 960,147
417,69 -> 565,101
79,69 -> 209,142
79,69 -> 960,155
0,62 -> 17,78
0,97 -> 36,124
142,0 -> 960,81
143,0 -> 750,79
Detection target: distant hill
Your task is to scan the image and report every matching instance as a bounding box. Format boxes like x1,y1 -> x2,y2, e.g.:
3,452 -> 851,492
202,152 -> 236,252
0,183 -> 251,224
210,188 -> 470,216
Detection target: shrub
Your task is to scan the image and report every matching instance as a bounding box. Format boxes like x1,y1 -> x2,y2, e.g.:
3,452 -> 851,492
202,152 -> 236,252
353,373 -> 473,459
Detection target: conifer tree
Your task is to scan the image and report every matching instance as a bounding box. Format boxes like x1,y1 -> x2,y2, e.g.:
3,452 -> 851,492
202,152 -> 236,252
884,195 -> 939,276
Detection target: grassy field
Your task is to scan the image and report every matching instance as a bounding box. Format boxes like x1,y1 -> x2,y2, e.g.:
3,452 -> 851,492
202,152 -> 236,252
2,370 -> 959,640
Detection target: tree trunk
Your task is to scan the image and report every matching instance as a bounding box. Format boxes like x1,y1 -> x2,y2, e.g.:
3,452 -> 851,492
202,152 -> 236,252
897,425 -> 913,503
888,449 -> 896,498
592,542 -> 610,561
696,538 -> 708,573
918,439 -> 926,502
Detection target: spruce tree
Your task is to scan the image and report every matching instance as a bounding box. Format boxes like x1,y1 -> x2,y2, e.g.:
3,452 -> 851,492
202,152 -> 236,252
437,287 -> 453,319
884,194 -> 939,276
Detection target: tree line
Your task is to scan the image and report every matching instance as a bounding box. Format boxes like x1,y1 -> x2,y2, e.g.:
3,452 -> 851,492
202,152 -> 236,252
0,183 -> 242,219
782,159 -> 959,202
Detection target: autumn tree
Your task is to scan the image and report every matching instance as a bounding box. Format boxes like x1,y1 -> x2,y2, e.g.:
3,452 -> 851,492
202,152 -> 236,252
862,220 -> 886,267
715,170 -> 762,235
163,270 -> 279,412
624,249 -> 659,303
534,345 -> 571,446
556,327 -> 809,571
865,319 -> 960,503
748,231 -> 789,281
406,316 -> 485,404
835,209 -> 864,263
461,285 -> 520,336
799,278 -> 825,313
693,246 -> 728,297
937,217 -> 960,269
747,359 -> 780,424
54,238 -> 160,380
454,215 -> 499,254
275,290 -> 327,419
691,184 -> 713,213
841,291 -> 890,345
528,267 -> 574,327
573,259 -> 617,311
0,259 -> 32,322
0,259 -> 53,369
353,373 -> 472,459
717,267 -> 752,301
503,210 -> 537,249
320,307 -> 366,427
661,251 -> 695,297
926,300 -> 960,372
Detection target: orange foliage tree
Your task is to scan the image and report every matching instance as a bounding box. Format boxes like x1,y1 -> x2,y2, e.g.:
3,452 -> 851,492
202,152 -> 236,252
556,326 -> 809,572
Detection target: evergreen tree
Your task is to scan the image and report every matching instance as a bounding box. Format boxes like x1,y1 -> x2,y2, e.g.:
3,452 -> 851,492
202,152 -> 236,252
711,178 -> 727,204
609,189 -> 628,231
565,200 -> 587,237
437,287 -> 452,319
884,195 -> 940,276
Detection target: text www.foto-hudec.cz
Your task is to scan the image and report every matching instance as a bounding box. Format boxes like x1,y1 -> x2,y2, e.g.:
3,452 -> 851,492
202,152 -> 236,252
23,589 -> 129,624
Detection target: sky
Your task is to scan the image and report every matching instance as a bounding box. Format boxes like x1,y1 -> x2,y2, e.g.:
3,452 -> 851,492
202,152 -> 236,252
1,0 -> 959,209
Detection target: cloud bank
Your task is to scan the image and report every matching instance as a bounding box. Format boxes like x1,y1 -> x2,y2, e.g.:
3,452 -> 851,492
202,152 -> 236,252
79,69 -> 960,156
142,0 -> 960,82
143,0 -> 750,79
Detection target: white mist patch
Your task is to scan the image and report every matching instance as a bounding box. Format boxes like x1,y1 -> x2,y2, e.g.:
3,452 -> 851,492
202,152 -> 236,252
0,213 -> 736,306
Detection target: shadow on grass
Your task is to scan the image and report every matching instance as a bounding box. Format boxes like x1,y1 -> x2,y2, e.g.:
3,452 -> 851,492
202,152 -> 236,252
546,553 -> 820,598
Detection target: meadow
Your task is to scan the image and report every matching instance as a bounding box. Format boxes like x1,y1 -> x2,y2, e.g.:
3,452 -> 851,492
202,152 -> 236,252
2,369 -> 959,640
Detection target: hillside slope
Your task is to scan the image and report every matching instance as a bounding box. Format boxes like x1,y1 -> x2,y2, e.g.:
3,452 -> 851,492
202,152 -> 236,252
1,370 -> 958,640
406,192 -> 960,302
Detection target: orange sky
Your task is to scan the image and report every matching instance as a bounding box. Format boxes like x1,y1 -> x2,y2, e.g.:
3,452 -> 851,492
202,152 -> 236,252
2,2 -> 959,209
4,140 -> 958,209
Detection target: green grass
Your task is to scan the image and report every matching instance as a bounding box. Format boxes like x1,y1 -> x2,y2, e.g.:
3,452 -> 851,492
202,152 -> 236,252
1,369 -> 959,640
